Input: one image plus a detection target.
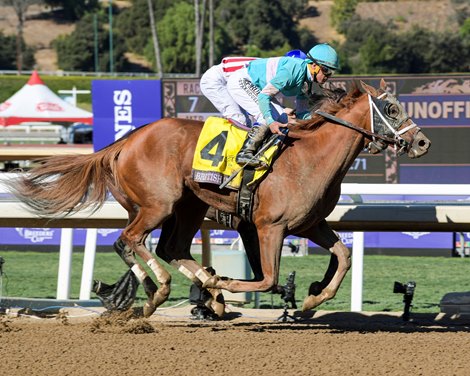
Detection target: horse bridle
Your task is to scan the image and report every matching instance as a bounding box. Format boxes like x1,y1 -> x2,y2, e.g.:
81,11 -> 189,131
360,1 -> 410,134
315,91 -> 419,155
367,92 -> 418,155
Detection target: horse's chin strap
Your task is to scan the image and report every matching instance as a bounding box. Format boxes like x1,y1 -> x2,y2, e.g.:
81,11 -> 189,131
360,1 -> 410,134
368,93 -> 418,155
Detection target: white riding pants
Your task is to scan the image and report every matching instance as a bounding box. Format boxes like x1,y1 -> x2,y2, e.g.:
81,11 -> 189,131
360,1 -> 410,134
226,67 -> 287,126
200,64 -> 248,124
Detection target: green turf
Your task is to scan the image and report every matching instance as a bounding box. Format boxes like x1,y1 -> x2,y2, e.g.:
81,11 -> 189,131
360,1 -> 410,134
1,251 -> 469,313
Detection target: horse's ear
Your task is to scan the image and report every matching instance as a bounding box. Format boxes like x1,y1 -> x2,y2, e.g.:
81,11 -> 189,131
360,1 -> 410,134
360,80 -> 378,96
380,79 -> 387,92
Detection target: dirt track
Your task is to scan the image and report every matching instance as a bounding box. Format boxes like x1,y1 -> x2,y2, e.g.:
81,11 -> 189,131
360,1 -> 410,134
1,305 -> 469,376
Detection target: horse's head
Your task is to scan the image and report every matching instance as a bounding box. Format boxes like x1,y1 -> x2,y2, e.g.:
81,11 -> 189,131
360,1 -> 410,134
360,79 -> 431,158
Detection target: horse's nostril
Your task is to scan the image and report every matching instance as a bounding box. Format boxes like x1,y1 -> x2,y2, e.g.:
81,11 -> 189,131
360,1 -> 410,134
418,139 -> 428,148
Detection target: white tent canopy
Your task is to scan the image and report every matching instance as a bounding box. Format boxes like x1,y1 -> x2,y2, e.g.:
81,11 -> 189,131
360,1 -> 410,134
0,71 -> 93,126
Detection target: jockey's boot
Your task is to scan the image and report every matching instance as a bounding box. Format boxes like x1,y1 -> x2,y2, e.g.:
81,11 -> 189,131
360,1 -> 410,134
236,123 -> 270,167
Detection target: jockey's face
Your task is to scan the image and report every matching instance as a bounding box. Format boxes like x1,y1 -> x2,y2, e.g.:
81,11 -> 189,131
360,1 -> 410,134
309,63 -> 332,84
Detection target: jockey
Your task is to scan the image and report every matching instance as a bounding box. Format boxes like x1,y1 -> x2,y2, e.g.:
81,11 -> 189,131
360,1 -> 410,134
200,56 -> 258,126
227,43 -> 339,167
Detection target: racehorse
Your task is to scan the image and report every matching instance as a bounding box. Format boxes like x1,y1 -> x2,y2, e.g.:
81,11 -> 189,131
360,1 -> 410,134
5,79 -> 430,318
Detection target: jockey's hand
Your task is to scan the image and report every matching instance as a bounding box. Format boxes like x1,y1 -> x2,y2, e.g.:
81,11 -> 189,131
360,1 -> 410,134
284,108 -> 296,116
284,108 -> 297,123
269,121 -> 288,135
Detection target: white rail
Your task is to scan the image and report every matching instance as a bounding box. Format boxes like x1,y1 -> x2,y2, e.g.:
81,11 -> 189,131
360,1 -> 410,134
1,173 -> 470,311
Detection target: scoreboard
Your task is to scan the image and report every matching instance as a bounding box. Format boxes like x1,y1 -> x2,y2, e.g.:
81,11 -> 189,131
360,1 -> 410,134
162,75 -> 470,184
163,79 -> 219,120
327,75 -> 470,184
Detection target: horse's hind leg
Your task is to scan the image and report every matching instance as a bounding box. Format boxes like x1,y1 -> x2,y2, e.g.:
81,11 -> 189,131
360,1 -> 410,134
120,207 -> 173,317
155,199 -> 226,317
300,220 -> 351,311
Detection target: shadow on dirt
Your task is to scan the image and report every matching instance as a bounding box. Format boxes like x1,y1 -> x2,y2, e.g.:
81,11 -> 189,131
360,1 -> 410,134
230,310 -> 470,334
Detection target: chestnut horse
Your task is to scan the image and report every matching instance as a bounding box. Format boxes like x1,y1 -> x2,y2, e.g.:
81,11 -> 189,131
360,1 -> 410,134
5,79 -> 430,318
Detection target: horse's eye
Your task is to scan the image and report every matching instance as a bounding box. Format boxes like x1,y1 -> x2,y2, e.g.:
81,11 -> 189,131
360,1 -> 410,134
385,104 -> 399,118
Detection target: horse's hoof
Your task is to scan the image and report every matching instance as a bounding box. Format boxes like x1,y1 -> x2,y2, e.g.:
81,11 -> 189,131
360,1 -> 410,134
190,305 -> 219,321
302,294 -> 323,312
143,302 -> 156,317
208,289 -> 225,317
202,275 -> 221,289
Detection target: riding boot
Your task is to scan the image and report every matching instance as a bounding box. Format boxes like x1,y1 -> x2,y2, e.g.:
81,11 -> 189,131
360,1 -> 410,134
236,123 -> 270,167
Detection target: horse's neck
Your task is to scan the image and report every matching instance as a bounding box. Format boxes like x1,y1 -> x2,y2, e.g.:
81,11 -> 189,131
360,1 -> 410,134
305,95 -> 370,187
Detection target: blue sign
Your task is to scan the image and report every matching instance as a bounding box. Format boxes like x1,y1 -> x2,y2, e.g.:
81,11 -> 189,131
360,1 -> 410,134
91,80 -> 162,151
399,94 -> 470,127
0,228 -> 120,246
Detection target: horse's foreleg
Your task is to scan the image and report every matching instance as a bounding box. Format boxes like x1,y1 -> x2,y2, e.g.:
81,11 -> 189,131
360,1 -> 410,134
204,225 -> 284,292
301,220 -> 351,311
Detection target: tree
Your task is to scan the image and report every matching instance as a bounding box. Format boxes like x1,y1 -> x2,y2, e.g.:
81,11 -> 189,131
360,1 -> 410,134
0,0 -> 43,72
147,0 -> 162,76
44,0 -> 99,20
0,31 -> 35,70
331,0 -> 358,34
215,0 -> 311,55
53,12 -> 128,72
194,0 -> 207,76
146,1 -> 232,73
148,2 -> 196,73
116,0 -> 186,56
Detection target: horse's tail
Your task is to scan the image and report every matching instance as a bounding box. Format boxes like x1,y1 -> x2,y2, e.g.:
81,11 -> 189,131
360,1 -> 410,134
7,140 -> 126,218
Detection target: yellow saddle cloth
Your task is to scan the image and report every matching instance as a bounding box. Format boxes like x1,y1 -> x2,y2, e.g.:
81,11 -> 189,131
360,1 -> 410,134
191,116 -> 279,190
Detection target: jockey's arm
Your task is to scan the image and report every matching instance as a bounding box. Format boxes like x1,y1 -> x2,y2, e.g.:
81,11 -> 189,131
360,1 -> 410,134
258,83 -> 288,135
295,94 -> 312,120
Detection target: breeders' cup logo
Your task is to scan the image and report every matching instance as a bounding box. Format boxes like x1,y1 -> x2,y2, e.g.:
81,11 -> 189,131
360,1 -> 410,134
339,232 -> 353,246
113,89 -> 135,141
403,232 -> 430,240
15,228 -> 55,243
210,230 -> 226,236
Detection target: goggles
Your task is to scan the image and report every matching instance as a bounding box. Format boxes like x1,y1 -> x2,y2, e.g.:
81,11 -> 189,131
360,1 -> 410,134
319,65 -> 335,77
307,53 -> 336,77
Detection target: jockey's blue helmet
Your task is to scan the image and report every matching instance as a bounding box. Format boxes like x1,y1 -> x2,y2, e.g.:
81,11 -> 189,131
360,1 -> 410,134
306,43 -> 339,71
285,49 -> 307,59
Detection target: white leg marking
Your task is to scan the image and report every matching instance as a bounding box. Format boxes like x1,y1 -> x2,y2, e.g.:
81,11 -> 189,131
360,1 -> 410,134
147,258 -> 167,283
131,264 -> 148,283
195,268 -> 210,283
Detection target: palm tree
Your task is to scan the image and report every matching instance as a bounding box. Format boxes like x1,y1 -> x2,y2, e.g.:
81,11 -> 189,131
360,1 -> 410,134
147,0 -> 162,76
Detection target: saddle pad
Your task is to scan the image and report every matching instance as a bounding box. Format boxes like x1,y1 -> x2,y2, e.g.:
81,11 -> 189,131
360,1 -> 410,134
191,116 -> 279,190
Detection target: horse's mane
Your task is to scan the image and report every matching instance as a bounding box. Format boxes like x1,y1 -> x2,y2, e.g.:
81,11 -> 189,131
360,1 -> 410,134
296,83 -> 364,131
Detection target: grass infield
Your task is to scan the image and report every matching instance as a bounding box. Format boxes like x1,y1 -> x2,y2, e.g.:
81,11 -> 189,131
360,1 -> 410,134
1,251 -> 469,313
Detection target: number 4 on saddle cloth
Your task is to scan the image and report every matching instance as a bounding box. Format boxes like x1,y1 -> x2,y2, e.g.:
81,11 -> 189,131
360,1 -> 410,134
191,116 -> 282,191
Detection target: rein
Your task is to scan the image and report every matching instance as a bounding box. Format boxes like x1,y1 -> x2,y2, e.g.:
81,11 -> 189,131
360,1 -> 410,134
315,92 -> 418,153
315,109 -> 397,144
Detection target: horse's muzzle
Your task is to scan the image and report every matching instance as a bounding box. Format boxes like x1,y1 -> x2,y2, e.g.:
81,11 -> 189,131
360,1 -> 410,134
408,130 -> 431,158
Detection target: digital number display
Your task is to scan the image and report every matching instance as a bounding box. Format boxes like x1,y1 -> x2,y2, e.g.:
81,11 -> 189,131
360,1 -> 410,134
344,153 -> 387,183
163,79 -> 219,120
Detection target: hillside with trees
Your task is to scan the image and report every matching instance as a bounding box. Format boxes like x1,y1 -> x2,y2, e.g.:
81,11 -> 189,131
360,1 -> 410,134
0,0 -> 468,75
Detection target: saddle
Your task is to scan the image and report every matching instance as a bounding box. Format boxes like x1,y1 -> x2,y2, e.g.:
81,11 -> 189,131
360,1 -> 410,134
191,116 -> 284,223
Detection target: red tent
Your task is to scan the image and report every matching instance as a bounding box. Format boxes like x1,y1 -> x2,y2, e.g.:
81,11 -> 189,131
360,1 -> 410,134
0,71 -> 93,126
